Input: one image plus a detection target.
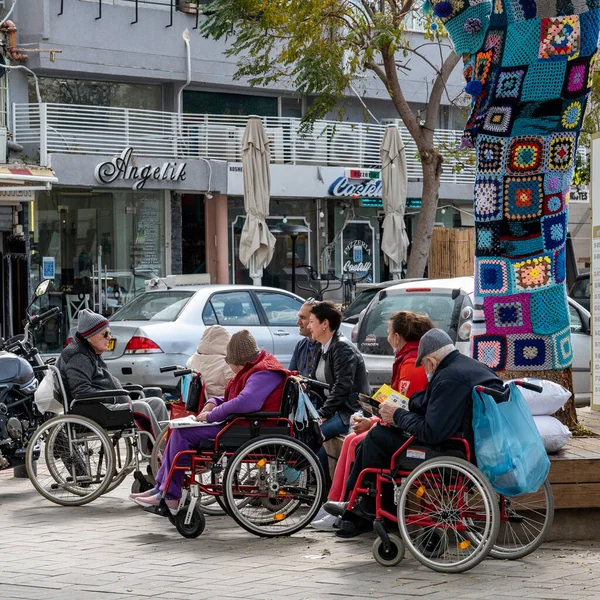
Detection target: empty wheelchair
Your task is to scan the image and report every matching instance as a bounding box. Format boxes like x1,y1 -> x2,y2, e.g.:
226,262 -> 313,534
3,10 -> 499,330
26,364 -> 160,506
149,375 -> 326,539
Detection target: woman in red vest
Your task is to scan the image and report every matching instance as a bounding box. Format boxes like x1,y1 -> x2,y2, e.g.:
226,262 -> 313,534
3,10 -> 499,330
132,329 -> 288,513
311,311 -> 433,530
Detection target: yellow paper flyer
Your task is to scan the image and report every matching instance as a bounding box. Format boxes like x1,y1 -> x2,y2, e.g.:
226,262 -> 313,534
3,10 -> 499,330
372,384 -> 410,410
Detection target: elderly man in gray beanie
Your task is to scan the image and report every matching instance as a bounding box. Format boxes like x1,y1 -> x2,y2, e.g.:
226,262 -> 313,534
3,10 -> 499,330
324,328 -> 504,538
57,309 -> 168,439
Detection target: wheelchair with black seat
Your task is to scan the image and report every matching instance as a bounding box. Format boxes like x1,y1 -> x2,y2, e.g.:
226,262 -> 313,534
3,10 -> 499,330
25,364 -> 161,506
148,374 -> 327,539
350,380 -> 554,573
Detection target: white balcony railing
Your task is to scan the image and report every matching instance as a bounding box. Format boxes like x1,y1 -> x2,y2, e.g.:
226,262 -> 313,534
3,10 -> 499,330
13,103 -> 476,185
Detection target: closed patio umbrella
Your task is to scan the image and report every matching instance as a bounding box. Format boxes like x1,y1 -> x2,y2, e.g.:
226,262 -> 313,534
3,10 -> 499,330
239,116 -> 276,285
381,124 -> 409,280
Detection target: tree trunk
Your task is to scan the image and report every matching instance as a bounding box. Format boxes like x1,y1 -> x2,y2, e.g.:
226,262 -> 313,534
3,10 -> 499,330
498,367 -> 578,431
405,151 -> 443,278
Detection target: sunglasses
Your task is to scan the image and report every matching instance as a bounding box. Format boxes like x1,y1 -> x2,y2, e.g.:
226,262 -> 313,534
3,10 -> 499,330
103,330 -> 112,339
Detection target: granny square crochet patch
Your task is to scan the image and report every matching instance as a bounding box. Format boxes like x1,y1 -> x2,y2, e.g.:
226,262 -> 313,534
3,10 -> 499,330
504,175 -> 544,219
484,29 -> 506,62
506,136 -> 544,174
541,210 -> 568,250
476,258 -> 512,295
539,16 -> 580,61
560,99 -> 584,129
562,57 -> 591,96
476,136 -> 506,173
475,176 -> 504,220
472,334 -> 508,370
547,133 -> 575,170
580,10 -> 600,54
507,334 -> 552,369
495,67 -> 527,100
543,191 -> 565,215
552,325 -> 573,369
553,247 -> 567,283
543,172 -> 564,194
513,254 -> 553,290
484,293 -> 532,334
502,18 -> 542,66
476,222 -> 502,255
482,105 -> 516,135
530,285 -> 570,334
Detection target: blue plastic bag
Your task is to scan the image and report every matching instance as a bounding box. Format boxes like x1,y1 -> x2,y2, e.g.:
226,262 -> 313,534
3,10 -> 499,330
472,382 -> 550,496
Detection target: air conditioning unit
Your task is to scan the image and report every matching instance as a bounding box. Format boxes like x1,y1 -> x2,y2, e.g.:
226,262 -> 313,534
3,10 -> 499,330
291,128 -> 327,165
328,127 -> 363,166
265,126 -> 285,164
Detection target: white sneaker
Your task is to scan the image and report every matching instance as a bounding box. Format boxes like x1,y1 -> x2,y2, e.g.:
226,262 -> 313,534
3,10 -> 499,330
311,505 -> 329,523
311,513 -> 341,532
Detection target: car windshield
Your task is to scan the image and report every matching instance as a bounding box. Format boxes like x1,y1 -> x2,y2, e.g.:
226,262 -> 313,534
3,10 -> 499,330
110,291 -> 194,322
343,289 -> 378,320
357,291 -> 463,355
570,276 -> 590,300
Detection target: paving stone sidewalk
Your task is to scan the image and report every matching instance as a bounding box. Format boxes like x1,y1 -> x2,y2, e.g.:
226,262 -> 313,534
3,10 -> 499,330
2,471 -> 600,600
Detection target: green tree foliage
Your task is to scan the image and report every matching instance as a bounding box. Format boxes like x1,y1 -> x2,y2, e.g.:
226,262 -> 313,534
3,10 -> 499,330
200,0 -> 462,277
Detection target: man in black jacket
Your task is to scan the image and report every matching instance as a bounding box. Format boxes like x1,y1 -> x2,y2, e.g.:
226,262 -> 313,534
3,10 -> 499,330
324,328 -> 504,537
58,309 -> 168,439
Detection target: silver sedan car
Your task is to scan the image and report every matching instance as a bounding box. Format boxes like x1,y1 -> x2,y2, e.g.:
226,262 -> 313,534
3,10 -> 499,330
101,285 -> 305,391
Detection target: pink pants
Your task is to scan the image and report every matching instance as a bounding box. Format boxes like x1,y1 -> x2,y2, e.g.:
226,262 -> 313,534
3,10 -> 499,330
328,430 -> 369,502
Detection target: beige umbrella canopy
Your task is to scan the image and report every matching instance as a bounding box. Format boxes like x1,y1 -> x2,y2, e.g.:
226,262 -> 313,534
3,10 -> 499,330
239,116 -> 277,285
380,124 -> 409,279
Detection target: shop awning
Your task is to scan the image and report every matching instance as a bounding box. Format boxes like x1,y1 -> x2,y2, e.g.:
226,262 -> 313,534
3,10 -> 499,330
0,165 -> 58,194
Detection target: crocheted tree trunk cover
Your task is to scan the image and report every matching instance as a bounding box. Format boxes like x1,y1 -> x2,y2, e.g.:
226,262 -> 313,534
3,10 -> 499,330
427,0 -> 600,377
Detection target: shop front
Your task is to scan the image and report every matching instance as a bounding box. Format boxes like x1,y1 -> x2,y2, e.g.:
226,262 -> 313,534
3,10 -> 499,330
31,149 -> 224,352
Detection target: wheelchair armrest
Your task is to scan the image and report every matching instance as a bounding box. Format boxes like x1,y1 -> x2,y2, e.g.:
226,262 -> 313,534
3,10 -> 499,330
71,390 -> 132,406
225,412 -> 283,421
122,384 -> 143,392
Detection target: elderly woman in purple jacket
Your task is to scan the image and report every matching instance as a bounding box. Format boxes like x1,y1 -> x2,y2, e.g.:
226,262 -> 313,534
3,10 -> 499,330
130,330 -> 288,513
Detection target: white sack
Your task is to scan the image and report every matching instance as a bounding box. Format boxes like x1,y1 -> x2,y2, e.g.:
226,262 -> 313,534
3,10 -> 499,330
509,378 -> 571,416
533,415 -> 572,453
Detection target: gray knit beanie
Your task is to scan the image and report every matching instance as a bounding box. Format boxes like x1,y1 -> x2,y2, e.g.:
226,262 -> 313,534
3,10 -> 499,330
225,329 -> 260,366
77,309 -> 110,339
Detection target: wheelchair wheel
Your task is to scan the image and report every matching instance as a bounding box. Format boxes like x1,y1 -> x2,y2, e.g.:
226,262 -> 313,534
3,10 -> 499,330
223,435 -> 324,537
26,415 -> 115,506
175,502 -> 206,539
397,457 -> 499,573
372,534 -> 405,567
149,427 -> 169,478
490,479 -> 554,560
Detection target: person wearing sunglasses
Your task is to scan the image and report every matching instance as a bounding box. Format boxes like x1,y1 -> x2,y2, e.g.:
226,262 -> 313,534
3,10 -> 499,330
57,309 -> 168,439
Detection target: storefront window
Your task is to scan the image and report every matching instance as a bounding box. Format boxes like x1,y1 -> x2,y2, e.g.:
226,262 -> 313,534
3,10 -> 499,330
29,78 -> 162,111
183,90 -> 278,117
31,189 -> 166,352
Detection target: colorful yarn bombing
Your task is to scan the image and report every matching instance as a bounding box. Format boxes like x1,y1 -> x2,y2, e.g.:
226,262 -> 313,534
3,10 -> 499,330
427,0 -> 599,371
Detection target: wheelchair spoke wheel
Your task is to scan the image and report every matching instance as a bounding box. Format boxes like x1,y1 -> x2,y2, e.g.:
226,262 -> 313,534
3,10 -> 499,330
372,534 -> 405,567
149,427 -> 169,478
397,457 -> 499,573
223,435 -> 324,537
27,415 -> 115,506
490,479 -> 554,560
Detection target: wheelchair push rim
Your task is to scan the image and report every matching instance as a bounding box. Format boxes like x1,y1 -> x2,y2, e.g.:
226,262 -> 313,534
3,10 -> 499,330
223,435 -> 325,537
26,415 -> 116,506
397,457 -> 500,573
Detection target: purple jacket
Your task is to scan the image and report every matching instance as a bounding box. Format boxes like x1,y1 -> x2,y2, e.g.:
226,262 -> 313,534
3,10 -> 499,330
206,370 -> 285,423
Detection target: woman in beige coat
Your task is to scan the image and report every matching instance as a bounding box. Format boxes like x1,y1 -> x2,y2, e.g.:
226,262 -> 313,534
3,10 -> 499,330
186,325 -> 234,397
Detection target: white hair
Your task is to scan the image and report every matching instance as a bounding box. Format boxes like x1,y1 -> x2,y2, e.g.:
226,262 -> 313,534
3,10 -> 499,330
427,344 -> 455,364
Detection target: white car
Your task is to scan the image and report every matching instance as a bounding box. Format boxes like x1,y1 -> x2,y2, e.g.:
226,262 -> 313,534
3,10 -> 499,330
354,276 -> 591,406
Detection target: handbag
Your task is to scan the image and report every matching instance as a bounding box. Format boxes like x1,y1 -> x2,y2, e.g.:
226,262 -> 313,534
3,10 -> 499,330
472,382 -> 550,496
34,370 -> 64,415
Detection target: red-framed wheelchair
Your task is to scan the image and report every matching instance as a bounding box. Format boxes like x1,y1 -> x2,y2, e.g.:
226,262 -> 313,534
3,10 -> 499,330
349,381 -> 554,573
150,375 -> 327,539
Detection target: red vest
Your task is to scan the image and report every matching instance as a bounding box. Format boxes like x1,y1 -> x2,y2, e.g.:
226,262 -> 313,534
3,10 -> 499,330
224,350 -> 288,412
390,340 -> 428,398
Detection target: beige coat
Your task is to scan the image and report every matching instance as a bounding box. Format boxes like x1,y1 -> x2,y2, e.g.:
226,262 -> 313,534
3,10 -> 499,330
186,325 -> 234,397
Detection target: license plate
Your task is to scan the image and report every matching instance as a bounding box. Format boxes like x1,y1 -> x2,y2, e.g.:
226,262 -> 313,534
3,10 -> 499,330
107,339 -> 115,351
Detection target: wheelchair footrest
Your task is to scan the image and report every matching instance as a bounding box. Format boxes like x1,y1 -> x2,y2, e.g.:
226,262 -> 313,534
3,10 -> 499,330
142,504 -> 173,518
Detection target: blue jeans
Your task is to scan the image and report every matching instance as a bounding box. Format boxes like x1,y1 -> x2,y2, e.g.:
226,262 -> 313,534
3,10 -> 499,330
318,413 -> 349,481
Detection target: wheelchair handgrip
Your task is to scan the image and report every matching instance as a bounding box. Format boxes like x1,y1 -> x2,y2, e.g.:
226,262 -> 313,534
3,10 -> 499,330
513,380 -> 543,393
302,377 -> 330,390
159,365 -> 179,373
474,385 -> 508,403
174,369 -> 192,377
33,365 -> 49,373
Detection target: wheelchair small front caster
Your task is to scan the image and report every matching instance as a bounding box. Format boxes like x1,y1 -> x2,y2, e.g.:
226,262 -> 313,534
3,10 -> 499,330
372,534 -> 405,567
175,503 -> 206,539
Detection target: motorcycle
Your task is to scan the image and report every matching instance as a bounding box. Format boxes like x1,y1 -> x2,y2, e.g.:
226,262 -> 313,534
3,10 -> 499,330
0,280 -> 60,470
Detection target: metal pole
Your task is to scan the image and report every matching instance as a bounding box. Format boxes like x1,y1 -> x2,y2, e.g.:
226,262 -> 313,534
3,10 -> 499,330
97,245 -> 103,313
291,234 -> 297,295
